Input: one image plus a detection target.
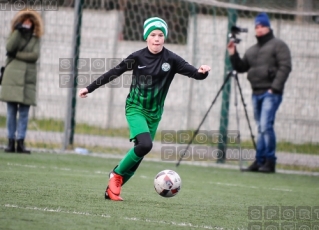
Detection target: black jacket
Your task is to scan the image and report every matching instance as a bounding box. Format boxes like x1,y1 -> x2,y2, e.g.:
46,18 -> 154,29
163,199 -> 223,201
86,47 -> 208,120
230,30 -> 292,94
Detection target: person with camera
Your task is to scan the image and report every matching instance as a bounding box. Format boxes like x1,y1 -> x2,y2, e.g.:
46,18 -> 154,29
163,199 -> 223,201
0,9 -> 44,154
227,12 -> 292,173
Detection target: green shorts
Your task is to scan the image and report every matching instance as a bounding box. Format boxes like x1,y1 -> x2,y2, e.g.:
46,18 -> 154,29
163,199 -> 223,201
126,113 -> 160,141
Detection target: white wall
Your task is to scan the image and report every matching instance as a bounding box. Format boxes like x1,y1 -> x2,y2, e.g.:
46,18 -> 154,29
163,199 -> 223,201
0,8 -> 318,143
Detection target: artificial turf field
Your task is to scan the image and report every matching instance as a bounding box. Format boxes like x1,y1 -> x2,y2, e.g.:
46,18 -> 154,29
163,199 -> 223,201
0,151 -> 318,230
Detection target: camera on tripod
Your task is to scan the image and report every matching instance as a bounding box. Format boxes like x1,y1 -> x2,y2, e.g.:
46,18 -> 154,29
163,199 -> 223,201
229,25 -> 248,44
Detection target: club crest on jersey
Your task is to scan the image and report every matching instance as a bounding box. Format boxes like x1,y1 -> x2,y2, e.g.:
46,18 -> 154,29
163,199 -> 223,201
161,63 -> 170,72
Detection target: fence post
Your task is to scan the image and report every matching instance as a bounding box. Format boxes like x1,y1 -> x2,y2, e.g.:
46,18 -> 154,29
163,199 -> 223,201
63,0 -> 84,150
217,4 -> 237,163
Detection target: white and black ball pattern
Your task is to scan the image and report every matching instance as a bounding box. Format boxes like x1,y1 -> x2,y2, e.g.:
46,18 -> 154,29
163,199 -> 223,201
154,169 -> 181,198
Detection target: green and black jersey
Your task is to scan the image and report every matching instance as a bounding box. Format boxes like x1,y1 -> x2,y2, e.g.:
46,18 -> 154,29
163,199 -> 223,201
86,47 -> 208,120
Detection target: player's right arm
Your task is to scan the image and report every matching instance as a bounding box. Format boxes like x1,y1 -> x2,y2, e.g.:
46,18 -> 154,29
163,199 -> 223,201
79,54 -> 136,98
227,41 -> 250,73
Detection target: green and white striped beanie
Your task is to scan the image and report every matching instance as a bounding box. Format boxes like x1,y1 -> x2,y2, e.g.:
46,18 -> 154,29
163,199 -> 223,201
143,17 -> 168,40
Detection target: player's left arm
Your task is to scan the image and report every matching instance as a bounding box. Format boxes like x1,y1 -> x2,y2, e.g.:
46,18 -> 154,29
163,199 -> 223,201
271,41 -> 292,94
173,53 -> 210,80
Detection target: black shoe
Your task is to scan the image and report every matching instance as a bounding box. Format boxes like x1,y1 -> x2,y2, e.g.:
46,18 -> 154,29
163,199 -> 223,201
241,160 -> 261,172
16,139 -> 31,154
5,138 -> 15,153
259,159 -> 276,173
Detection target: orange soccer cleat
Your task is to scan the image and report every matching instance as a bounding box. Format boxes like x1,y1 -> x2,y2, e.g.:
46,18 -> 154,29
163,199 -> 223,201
108,171 -> 123,196
105,187 -> 123,201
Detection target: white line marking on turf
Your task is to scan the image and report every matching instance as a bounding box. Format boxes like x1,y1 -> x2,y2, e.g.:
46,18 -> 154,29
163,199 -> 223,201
6,163 -> 108,175
4,204 -> 221,229
270,188 -> 293,192
210,182 -> 292,192
4,204 -> 110,217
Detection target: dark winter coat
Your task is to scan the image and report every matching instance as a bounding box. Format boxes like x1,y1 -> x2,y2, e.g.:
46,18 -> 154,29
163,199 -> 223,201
0,9 -> 44,105
230,30 -> 292,94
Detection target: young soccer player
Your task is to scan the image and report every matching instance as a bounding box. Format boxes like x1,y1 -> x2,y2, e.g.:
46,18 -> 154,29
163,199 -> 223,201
78,17 -> 211,201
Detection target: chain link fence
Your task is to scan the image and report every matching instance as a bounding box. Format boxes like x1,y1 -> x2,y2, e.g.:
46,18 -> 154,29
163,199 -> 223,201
0,0 -> 319,172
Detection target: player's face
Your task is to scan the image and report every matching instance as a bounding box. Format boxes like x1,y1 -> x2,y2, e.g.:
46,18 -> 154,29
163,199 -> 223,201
255,25 -> 270,37
147,30 -> 165,54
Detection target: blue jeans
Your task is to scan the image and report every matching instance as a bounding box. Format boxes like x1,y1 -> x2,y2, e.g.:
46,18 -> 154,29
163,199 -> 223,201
252,92 -> 282,165
6,102 -> 31,140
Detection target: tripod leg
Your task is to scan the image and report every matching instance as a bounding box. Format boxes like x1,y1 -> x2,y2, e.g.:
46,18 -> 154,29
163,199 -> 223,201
233,74 -> 243,171
176,71 -> 234,167
234,74 -> 257,161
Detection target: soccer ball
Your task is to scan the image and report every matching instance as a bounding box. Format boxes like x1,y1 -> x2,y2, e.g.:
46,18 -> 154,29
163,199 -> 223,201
154,169 -> 181,198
